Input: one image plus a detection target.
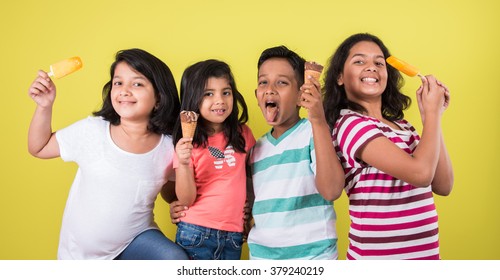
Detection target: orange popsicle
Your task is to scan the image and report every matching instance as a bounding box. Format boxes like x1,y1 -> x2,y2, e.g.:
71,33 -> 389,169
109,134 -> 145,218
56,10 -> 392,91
386,56 -> 421,77
48,56 -> 83,79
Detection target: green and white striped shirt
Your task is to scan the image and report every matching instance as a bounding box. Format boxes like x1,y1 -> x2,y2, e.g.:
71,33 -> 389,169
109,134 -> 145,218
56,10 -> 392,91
248,118 -> 338,260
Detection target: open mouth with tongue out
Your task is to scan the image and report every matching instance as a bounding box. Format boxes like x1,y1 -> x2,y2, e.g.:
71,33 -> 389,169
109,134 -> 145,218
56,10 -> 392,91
265,100 -> 279,123
266,101 -> 279,122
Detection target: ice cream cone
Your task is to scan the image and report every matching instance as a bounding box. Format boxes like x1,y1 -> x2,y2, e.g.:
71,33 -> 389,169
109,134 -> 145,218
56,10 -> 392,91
181,121 -> 197,139
304,61 -> 324,84
180,111 -> 199,141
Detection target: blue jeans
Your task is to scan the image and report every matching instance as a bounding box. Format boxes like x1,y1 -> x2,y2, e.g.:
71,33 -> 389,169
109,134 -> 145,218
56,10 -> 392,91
176,221 -> 243,260
115,229 -> 188,260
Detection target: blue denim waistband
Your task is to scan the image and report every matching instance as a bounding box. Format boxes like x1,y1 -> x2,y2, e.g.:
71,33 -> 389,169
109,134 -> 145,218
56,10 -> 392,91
177,221 -> 242,236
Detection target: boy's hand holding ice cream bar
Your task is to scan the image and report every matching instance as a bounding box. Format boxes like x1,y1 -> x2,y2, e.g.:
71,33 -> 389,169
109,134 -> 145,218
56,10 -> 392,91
180,111 -> 199,142
300,61 -> 324,108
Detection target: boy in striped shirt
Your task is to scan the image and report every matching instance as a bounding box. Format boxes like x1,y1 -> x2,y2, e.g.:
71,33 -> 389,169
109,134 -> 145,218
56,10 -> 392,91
246,46 -> 344,260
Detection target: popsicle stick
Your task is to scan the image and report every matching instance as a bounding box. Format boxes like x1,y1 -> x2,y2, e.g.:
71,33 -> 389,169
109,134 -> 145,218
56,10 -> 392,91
47,66 -> 55,77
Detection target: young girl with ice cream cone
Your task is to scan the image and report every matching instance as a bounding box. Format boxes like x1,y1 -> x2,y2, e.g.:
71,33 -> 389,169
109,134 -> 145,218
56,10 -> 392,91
166,59 -> 255,260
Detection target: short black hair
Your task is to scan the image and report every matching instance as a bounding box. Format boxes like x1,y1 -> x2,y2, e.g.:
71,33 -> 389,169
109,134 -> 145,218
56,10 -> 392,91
257,45 -> 306,88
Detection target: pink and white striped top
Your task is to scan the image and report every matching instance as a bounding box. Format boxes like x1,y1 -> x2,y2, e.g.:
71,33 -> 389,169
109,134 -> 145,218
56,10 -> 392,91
333,109 -> 440,260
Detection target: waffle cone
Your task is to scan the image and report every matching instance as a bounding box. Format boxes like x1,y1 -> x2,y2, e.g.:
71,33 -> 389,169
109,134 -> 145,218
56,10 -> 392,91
304,61 -> 324,85
181,121 -> 197,139
304,69 -> 321,84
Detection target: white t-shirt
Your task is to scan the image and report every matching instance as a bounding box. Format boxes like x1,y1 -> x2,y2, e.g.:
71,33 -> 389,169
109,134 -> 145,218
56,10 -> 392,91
55,117 -> 175,259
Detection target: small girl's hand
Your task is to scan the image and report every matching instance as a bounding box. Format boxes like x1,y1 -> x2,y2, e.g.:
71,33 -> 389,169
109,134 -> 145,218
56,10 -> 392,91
28,70 -> 56,108
299,75 -> 325,124
175,137 -> 193,166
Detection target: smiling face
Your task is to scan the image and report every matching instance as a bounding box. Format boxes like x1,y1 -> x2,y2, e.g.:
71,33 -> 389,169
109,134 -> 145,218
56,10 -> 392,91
110,62 -> 157,123
338,41 -> 388,103
255,58 -> 301,132
199,77 -> 234,133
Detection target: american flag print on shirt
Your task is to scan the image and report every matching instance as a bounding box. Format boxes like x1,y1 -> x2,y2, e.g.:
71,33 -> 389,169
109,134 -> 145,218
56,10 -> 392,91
209,146 -> 236,169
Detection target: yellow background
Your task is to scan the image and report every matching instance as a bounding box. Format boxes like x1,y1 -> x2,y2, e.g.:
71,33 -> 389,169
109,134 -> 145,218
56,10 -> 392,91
1,0 -> 498,260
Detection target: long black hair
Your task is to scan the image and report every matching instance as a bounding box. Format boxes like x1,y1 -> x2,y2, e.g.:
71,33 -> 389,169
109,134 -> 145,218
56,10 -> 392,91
93,48 -> 180,135
172,59 -> 249,153
323,33 -> 411,130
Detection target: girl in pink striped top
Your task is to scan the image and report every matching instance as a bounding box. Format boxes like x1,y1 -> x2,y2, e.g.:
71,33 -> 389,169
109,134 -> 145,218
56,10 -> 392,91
323,33 -> 454,259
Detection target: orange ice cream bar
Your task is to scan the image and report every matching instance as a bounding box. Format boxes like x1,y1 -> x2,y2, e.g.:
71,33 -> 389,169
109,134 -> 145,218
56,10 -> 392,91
48,56 -> 83,79
180,111 -> 199,140
304,61 -> 324,84
386,56 -> 420,77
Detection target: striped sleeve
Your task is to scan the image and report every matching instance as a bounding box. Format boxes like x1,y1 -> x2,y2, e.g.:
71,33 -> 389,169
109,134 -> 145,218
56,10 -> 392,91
335,113 -> 384,168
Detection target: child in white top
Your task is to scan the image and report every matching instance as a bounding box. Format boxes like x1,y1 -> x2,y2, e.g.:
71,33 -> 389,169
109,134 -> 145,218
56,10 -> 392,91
27,48 -> 188,260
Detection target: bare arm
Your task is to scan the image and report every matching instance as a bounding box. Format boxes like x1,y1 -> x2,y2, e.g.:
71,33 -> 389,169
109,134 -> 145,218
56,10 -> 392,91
358,75 -> 447,187
174,137 -> 197,206
416,77 -> 454,195
161,181 -> 190,224
27,70 -> 60,159
300,76 -> 344,201
160,181 -> 177,203
243,173 -> 254,241
431,134 -> 453,195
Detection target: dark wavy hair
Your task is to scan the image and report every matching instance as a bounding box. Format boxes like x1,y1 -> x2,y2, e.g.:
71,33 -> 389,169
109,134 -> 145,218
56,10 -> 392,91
93,48 -> 180,135
323,33 -> 411,130
172,59 -> 249,153
257,45 -> 305,88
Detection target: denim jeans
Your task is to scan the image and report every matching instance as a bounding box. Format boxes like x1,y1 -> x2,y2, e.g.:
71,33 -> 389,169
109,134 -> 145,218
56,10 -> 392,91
176,221 -> 243,260
115,229 -> 188,260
